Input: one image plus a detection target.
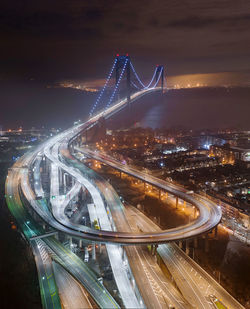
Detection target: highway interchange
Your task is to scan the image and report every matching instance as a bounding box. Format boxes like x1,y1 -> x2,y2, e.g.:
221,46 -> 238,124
5,87 -> 244,308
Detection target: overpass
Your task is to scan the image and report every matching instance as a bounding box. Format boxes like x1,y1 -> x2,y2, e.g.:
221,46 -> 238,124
5,55 -> 229,309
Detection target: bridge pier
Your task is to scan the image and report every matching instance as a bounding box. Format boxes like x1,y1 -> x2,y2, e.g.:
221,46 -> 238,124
176,197 -> 179,209
79,239 -> 83,248
63,172 -> 67,194
205,234 -> 209,253
68,236 -> 72,249
178,240 -> 183,249
185,240 -> 190,255
214,225 -> 218,238
194,237 -> 198,249
58,168 -> 63,188
151,244 -> 158,256
43,156 -> 48,174
92,243 -> 96,260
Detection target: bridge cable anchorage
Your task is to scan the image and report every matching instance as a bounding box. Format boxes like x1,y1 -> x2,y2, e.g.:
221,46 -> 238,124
130,61 -> 158,89
104,58 -> 129,111
89,58 -> 118,117
152,67 -> 163,88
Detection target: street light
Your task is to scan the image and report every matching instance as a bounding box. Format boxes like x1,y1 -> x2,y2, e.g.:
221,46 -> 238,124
82,216 -> 86,225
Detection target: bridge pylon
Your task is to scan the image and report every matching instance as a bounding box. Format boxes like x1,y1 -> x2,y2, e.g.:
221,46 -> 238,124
156,65 -> 164,92
115,54 -> 131,104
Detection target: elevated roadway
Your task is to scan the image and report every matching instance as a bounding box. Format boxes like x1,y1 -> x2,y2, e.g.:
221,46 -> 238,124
74,147 -> 222,242
125,205 -> 245,309
13,87 -> 221,245
5,153 -> 120,309
5,86 -> 231,308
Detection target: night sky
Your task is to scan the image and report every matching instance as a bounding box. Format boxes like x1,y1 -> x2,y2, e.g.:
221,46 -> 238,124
1,0 -> 250,129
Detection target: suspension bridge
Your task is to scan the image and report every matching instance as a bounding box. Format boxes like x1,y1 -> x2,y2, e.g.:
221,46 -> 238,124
5,55 -> 243,309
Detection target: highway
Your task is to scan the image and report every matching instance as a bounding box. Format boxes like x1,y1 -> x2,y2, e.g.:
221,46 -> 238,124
5,86 -> 226,308
75,161 -> 192,309
74,147 -> 222,242
52,261 -> 93,309
125,205 -> 245,309
6,152 -> 120,308
11,85 -> 221,245
5,156 -> 62,309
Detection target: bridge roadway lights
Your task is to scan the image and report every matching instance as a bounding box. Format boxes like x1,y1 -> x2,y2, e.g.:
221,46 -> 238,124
115,55 -> 131,103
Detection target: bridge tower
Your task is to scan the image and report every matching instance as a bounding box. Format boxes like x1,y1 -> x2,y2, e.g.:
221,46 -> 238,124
115,54 -> 131,104
156,65 -> 164,92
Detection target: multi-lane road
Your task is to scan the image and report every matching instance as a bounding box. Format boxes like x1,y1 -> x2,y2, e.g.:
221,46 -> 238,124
75,147 -> 222,242
5,87 -> 234,309
125,205 -> 245,309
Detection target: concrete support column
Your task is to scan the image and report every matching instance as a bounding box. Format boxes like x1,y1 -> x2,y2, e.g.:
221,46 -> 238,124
205,234 -> 209,253
63,173 -> 67,194
159,189 -> 161,200
59,168 -> 63,187
185,240 -> 190,255
178,240 -> 183,249
68,236 -> 72,249
165,192 -> 168,198
79,239 -> 83,248
176,197 -> 179,209
183,200 -> 186,207
194,237 -> 198,249
44,157 -> 48,174
155,244 -> 158,256
92,243 -> 96,260
152,245 -> 158,256
214,225 -> 218,238
122,246 -> 125,260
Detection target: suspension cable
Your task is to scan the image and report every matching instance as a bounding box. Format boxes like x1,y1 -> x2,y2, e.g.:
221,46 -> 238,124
130,62 -> 158,89
152,67 -> 163,88
104,58 -> 128,111
89,58 -> 117,116
131,80 -> 141,90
